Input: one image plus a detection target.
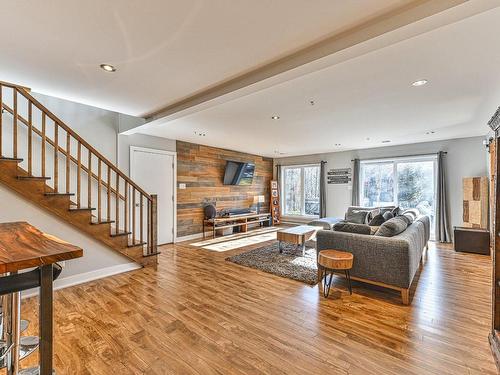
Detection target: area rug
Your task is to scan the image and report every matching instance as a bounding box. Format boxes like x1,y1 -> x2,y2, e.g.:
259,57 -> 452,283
226,241 -> 318,285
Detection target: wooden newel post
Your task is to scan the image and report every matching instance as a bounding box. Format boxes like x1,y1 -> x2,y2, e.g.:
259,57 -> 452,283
151,194 -> 158,256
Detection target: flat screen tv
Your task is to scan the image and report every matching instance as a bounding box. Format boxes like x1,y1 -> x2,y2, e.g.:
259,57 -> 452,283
223,161 -> 255,185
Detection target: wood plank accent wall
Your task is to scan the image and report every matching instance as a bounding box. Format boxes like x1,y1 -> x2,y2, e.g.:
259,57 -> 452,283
176,141 -> 273,238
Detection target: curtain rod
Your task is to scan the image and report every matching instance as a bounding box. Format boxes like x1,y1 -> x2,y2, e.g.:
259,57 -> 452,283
351,151 -> 446,162
275,161 -> 327,166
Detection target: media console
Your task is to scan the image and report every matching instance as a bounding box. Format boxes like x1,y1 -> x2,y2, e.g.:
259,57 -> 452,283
202,212 -> 272,239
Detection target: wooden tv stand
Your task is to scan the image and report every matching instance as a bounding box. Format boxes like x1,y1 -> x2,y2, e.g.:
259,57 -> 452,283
203,212 -> 272,239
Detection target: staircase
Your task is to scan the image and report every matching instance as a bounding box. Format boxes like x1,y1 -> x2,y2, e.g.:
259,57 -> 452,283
0,81 -> 158,267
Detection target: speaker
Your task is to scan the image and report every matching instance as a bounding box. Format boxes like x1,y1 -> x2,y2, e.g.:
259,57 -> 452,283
204,204 -> 217,220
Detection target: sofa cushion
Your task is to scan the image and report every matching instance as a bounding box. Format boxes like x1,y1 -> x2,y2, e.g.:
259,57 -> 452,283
375,216 -> 408,237
333,221 -> 371,235
345,210 -> 369,224
401,208 -> 419,221
368,213 -> 385,226
307,217 -> 343,230
382,211 -> 394,221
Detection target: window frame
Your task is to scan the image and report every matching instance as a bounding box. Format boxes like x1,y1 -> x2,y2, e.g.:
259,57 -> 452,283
281,163 -> 321,219
359,155 -> 438,235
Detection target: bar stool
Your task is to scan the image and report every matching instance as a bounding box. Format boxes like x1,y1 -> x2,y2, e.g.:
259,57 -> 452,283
0,264 -> 62,375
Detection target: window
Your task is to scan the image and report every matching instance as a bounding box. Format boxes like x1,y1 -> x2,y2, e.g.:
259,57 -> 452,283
282,164 -> 320,217
360,156 -> 437,235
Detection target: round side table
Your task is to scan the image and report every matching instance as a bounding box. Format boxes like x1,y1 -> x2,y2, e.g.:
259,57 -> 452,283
317,250 -> 354,297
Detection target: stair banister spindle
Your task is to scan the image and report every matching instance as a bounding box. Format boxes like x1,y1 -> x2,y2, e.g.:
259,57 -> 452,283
54,123 -> 58,192
140,194 -> 144,245
107,166 -> 111,222
28,102 -> 33,175
77,141 -> 81,208
41,113 -> 46,177
115,172 -> 119,232
0,85 -> 3,156
147,198 -> 150,254
66,132 -> 70,193
132,187 -> 136,244
88,150 -> 92,210
151,194 -> 158,255
98,159 -> 102,222
13,88 -> 17,158
124,181 -> 128,234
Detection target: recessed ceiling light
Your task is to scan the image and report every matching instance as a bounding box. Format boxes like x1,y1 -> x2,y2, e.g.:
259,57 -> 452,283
366,137 -> 371,141
334,143 -> 341,147
412,79 -> 428,87
194,131 -> 206,137
382,140 -> 391,143
271,116 -> 280,120
100,64 -> 116,72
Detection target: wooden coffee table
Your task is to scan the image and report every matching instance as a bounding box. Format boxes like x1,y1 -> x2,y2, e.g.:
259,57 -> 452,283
277,225 -> 318,256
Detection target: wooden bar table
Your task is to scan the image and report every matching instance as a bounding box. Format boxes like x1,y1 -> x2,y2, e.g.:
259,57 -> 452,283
0,222 -> 83,375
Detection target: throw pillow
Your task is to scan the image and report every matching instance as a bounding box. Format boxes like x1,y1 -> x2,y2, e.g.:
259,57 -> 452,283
401,208 -> 419,221
333,221 -> 371,235
368,213 -> 385,226
375,216 -> 408,237
382,211 -> 394,221
391,206 -> 401,216
345,210 -> 369,224
401,214 -> 414,225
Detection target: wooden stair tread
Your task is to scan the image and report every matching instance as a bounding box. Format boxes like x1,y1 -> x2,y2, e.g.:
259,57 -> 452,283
110,231 -> 132,237
68,207 -> 96,211
90,220 -> 115,225
0,157 -> 23,162
128,241 -> 146,248
17,176 -> 50,180
45,192 -> 75,196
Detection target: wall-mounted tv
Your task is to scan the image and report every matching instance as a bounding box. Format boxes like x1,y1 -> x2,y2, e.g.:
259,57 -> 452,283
223,161 -> 255,185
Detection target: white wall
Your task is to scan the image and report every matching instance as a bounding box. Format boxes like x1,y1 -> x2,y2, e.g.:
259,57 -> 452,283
275,136 -> 489,231
118,133 -> 176,177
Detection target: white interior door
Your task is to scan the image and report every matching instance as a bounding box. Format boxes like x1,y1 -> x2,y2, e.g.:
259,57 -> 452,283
130,147 -> 175,244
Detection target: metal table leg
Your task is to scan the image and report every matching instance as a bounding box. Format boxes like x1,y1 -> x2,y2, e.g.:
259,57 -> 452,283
39,265 -> 53,375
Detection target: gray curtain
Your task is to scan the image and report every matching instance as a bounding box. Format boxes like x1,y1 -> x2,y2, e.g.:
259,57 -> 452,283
351,159 -> 360,206
276,164 -> 281,192
319,161 -> 327,218
436,151 -> 451,242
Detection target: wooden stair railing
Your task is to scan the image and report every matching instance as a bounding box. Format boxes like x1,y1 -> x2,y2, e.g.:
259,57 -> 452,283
0,81 -> 158,262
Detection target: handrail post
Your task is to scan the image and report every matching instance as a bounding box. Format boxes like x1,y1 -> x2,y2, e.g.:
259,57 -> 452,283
151,195 -> 158,256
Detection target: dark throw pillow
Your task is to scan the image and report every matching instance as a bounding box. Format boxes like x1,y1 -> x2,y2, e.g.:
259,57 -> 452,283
333,221 -> 371,235
375,216 -> 408,237
368,213 -> 385,226
382,211 -> 394,221
391,206 -> 401,216
345,210 -> 369,224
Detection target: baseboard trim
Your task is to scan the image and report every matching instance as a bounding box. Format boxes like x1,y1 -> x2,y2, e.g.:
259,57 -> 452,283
175,232 -> 206,243
22,262 -> 141,299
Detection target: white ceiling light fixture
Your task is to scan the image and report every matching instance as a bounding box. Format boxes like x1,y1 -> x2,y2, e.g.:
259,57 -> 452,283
100,64 -> 116,72
194,131 -> 206,137
411,79 -> 428,87
271,115 -> 280,120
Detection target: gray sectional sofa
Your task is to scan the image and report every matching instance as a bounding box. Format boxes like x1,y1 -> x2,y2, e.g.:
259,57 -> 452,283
316,208 -> 430,305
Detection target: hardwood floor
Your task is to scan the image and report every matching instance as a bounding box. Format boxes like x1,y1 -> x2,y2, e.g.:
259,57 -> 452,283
5,235 -> 498,374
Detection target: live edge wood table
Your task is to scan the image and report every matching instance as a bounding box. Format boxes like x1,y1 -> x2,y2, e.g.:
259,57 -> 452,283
0,222 -> 83,375
277,225 -> 318,256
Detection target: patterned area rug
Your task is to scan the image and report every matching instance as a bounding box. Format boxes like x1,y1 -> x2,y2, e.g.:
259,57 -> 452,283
226,241 -> 318,285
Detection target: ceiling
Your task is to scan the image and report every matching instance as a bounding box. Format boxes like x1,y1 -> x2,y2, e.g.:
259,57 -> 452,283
137,4 -> 500,157
0,0 -> 412,117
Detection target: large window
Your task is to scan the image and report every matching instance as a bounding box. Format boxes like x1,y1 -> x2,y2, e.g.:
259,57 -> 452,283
282,164 -> 320,217
360,156 -> 437,233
